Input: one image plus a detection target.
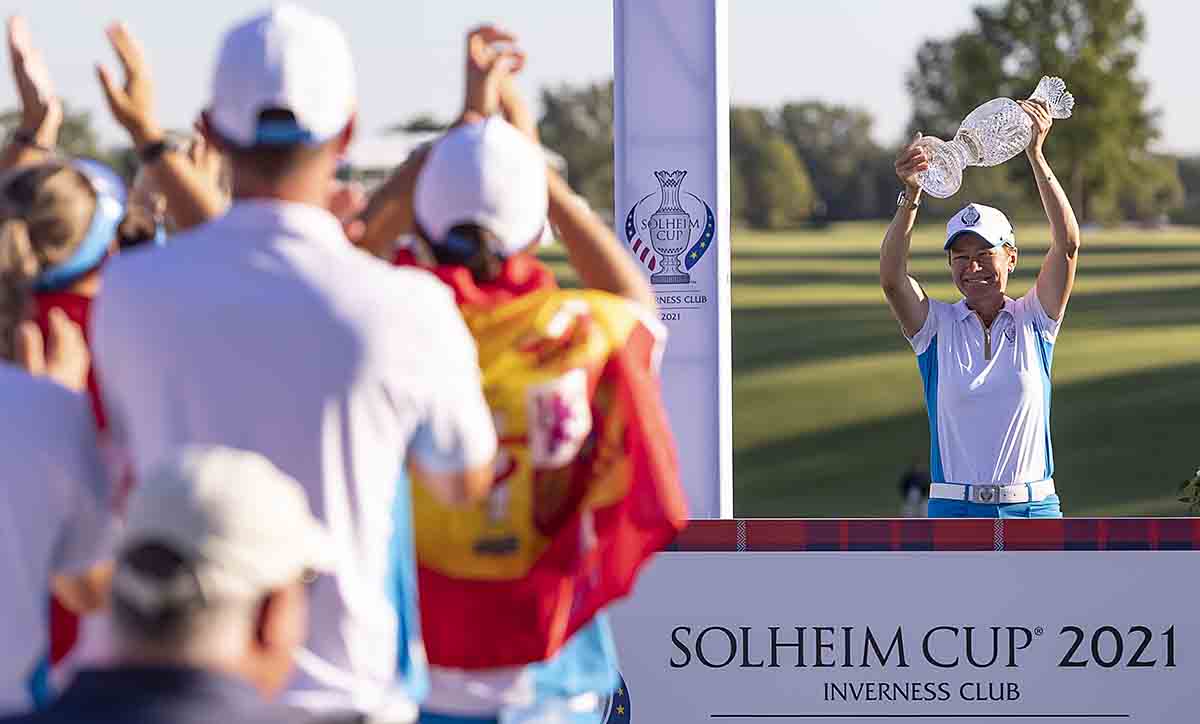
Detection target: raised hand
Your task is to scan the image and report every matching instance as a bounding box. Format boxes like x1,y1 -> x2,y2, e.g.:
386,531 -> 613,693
1017,99 -> 1052,158
327,178 -> 368,244
895,133 -> 930,192
96,22 -> 162,147
462,25 -> 526,123
6,15 -> 61,149
499,73 -> 537,142
187,129 -> 227,196
15,308 -> 90,393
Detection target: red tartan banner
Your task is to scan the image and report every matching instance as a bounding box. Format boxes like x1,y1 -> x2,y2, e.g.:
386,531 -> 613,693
669,518 -> 1200,552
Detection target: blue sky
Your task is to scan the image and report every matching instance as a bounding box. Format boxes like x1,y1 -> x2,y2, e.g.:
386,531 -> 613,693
4,1 -> 1194,156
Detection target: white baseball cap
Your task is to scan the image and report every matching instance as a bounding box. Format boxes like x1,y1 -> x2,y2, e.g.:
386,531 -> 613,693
944,202 -> 1016,250
113,446 -> 332,615
414,118 -> 549,257
207,4 -> 355,148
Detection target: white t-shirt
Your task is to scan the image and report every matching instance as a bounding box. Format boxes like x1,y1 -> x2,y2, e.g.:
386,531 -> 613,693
91,200 -> 497,718
0,365 -> 116,715
906,288 -> 1062,486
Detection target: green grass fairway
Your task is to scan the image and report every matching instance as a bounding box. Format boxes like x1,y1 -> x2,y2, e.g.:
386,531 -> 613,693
543,222 -> 1200,517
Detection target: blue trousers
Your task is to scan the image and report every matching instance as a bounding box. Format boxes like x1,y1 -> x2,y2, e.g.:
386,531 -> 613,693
928,493 -> 1063,519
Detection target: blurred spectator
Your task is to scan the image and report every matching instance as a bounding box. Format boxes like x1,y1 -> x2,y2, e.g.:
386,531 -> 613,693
0,305 -> 113,716
0,445 -> 331,724
898,457 -> 930,518
361,26 -> 683,724
4,15 -> 169,670
127,129 -> 231,243
91,7 -> 497,722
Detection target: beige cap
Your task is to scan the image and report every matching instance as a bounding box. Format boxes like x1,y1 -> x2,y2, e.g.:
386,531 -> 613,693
113,445 -> 331,615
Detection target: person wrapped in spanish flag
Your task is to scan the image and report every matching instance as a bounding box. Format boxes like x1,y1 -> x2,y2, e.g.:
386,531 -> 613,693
359,25 -> 686,724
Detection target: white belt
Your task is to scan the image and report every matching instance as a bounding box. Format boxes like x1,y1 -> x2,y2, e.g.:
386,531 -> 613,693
929,479 -> 1055,505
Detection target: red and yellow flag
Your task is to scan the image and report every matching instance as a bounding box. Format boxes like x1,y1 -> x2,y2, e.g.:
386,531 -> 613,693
399,252 -> 687,669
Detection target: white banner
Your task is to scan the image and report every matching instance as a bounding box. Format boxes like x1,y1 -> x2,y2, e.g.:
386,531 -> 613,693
609,551 -> 1197,722
613,0 -> 732,518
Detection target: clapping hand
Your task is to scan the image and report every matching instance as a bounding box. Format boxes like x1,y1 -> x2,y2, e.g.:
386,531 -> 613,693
461,25 -> 526,123
6,15 -> 61,151
96,22 -> 162,147
15,309 -> 90,393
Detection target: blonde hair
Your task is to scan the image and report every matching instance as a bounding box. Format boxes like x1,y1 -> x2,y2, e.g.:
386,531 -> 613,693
0,163 -> 96,360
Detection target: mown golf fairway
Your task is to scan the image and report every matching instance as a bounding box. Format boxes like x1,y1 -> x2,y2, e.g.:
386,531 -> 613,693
544,222 -> 1200,517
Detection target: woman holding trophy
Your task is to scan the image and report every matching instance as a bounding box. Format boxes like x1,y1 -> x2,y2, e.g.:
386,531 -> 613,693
879,96 -> 1081,519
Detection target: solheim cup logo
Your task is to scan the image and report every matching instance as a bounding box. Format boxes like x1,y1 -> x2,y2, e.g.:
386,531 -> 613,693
624,169 -> 716,286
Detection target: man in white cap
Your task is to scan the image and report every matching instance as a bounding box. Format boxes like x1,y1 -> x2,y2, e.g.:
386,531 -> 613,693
0,445 -> 332,724
880,98 -> 1081,519
91,6 -> 497,721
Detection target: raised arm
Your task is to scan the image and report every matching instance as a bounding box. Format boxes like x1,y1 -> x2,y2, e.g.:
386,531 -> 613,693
2,16 -> 60,171
497,67 -> 654,310
880,134 -> 931,338
97,23 -> 227,230
1018,99 -> 1080,322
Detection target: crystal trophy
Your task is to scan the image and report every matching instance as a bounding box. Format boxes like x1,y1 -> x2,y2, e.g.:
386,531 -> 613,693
915,76 -> 1075,198
647,170 -> 692,285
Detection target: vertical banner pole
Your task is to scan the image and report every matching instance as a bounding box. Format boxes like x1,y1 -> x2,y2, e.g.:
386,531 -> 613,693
613,0 -> 732,518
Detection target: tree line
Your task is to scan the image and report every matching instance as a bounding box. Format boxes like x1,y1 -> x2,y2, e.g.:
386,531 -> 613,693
541,0 -> 1196,228
5,1 -> 1195,229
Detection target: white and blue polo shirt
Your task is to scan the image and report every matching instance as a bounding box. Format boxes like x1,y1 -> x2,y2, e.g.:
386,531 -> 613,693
906,288 -> 1062,486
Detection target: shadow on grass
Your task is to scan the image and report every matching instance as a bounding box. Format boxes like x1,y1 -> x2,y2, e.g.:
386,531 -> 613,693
733,286 -> 1200,373
733,263 -> 1199,288
734,363 -> 1200,519
731,243 -> 1200,263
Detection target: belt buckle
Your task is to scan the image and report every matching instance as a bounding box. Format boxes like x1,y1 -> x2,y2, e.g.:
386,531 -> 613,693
973,485 -> 1000,504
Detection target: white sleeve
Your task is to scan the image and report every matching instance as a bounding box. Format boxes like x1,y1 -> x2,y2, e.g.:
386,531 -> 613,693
904,300 -> 945,356
52,394 -> 119,576
1020,287 -> 1063,345
409,302 -> 498,475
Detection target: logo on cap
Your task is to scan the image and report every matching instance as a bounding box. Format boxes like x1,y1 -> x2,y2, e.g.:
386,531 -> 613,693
961,206 -> 981,226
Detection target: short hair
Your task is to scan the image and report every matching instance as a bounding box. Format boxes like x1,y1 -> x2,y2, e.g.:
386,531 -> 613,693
0,163 -> 96,360
219,109 -> 333,183
110,542 -> 252,649
415,222 -> 504,283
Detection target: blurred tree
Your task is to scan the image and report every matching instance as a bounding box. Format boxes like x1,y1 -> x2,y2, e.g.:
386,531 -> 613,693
385,113 -> 448,134
538,81 -> 615,215
730,107 -> 814,229
1117,153 -> 1183,224
778,101 -> 895,221
1171,156 -> 1200,225
905,0 -> 1178,224
1,103 -> 102,159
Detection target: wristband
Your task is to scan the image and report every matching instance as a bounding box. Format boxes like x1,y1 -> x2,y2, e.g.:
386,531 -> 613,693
9,128 -> 52,152
138,138 -> 182,165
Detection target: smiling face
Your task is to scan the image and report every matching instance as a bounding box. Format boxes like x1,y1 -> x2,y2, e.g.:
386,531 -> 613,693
947,232 -> 1017,303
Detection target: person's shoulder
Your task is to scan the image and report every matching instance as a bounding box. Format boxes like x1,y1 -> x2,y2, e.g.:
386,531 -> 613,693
98,238 -> 193,302
339,257 -> 467,355
548,289 -> 666,344
921,297 -> 957,328
0,363 -> 83,412
349,254 -> 457,309
0,712 -> 39,724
